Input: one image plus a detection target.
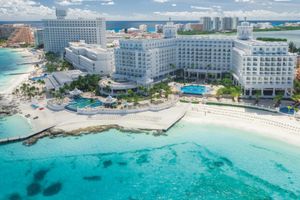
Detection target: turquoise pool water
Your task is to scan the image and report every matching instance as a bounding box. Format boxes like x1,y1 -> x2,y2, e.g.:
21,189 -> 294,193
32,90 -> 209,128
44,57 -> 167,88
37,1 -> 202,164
0,48 -> 32,92
0,115 -> 32,139
0,121 -> 300,199
280,107 -> 295,115
65,97 -> 103,112
181,85 -> 207,95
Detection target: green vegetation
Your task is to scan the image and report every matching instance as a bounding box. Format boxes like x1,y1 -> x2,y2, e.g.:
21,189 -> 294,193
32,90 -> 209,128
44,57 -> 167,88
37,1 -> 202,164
256,37 -> 287,42
45,52 -> 74,72
15,83 -> 45,100
254,26 -> 300,32
65,74 -> 101,93
0,39 -> 7,46
289,42 -> 300,54
117,82 -> 172,104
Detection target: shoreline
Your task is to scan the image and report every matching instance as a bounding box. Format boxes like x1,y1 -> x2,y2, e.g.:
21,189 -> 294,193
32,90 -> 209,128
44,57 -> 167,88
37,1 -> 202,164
0,48 -> 39,95
10,101 -> 300,148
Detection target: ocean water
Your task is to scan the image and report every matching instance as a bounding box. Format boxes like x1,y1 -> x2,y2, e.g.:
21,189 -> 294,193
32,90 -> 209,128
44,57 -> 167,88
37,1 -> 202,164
0,121 -> 300,199
254,30 -> 300,46
0,115 -> 32,139
0,48 -> 32,92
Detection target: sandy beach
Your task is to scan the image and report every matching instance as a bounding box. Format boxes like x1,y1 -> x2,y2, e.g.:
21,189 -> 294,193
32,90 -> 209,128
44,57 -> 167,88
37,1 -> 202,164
0,48 -> 41,95
16,99 -> 300,147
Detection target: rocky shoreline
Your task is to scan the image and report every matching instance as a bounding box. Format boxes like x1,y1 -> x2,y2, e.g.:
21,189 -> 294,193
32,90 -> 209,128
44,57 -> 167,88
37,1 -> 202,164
0,95 -> 20,117
23,124 -> 166,146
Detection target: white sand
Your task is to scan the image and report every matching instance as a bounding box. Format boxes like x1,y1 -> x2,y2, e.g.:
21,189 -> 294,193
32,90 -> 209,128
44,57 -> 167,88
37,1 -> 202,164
184,104 -> 300,148
0,48 -> 40,95
17,98 -> 300,148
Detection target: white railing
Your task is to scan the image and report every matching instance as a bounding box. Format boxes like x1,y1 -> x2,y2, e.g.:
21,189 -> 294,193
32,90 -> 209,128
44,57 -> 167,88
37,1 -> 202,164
47,100 -> 67,111
77,98 -> 179,115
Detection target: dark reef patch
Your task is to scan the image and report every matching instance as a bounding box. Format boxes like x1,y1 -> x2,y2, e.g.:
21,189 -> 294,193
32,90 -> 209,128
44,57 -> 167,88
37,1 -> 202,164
9,193 -> 21,200
83,176 -> 102,181
42,182 -> 62,196
103,160 -> 113,168
34,169 -> 49,182
27,182 -> 41,196
136,154 -> 149,165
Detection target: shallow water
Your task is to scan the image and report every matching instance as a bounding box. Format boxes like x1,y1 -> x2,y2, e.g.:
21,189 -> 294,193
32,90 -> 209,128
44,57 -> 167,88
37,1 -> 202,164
0,48 -> 32,92
0,115 -> 32,139
0,121 -> 300,199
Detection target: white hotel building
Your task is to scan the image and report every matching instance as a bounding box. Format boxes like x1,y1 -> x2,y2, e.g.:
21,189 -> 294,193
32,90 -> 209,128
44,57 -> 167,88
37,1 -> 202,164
43,9 -> 106,53
232,22 -> 295,97
114,20 -> 296,98
65,41 -> 114,76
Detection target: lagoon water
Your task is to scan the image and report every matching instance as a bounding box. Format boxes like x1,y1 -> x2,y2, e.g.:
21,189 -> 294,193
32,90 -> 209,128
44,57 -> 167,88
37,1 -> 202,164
0,48 -> 31,92
1,121 -> 300,199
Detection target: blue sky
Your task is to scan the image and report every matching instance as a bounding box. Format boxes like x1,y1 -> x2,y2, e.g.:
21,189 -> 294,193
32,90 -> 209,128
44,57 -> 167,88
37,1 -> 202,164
1,0 -> 300,21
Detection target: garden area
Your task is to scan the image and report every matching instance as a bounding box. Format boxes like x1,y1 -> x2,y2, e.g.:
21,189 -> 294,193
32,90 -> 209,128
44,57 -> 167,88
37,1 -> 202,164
44,52 -> 73,72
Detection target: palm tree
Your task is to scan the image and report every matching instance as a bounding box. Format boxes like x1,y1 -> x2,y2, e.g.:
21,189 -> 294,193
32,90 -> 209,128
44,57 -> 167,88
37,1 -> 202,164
291,94 -> 300,108
205,64 -> 211,82
254,90 -> 261,105
274,92 -> 284,108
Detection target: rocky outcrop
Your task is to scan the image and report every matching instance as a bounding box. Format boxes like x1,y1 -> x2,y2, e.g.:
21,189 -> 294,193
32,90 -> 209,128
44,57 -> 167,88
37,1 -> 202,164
0,95 -> 20,117
23,124 -> 165,146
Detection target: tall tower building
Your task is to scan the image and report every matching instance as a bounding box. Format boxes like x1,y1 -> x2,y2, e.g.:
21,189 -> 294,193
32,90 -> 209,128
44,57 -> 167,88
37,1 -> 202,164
213,17 -> 221,31
232,17 -> 239,30
43,8 -> 106,53
201,17 -> 212,32
163,18 -> 177,39
237,19 -> 253,40
221,17 -> 233,31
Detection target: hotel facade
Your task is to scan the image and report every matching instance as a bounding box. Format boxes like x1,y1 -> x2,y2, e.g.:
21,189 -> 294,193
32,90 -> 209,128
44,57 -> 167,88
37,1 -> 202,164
65,41 -> 114,76
43,9 -> 106,53
114,21 -> 296,98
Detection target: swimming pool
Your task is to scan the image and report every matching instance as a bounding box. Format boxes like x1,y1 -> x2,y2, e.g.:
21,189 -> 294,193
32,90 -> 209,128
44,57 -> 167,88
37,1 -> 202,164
181,85 -> 207,95
65,97 -> 103,112
279,107 -> 295,115
30,74 -> 47,81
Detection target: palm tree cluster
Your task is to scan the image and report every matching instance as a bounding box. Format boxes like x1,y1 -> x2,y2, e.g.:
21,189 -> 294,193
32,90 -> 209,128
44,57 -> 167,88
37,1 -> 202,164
14,83 -> 44,100
45,52 -> 73,72
216,86 -> 242,102
61,74 -> 101,94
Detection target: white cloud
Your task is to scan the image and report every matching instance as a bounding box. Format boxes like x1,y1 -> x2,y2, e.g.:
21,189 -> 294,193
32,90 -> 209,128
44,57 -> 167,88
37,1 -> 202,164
153,0 -> 169,3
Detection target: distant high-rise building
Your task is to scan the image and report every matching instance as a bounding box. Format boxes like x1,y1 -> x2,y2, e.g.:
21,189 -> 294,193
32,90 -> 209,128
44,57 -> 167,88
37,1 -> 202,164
212,17 -> 221,31
155,24 -> 164,33
175,24 -> 185,31
237,20 -> 253,40
163,19 -> 177,39
185,23 -> 203,31
34,29 -> 44,47
201,17 -> 212,32
139,24 -> 148,32
232,17 -> 239,30
43,8 -> 106,53
221,17 -> 233,31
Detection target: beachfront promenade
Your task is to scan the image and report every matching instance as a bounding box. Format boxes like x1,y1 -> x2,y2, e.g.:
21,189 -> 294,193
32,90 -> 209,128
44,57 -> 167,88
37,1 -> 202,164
0,124 -> 56,145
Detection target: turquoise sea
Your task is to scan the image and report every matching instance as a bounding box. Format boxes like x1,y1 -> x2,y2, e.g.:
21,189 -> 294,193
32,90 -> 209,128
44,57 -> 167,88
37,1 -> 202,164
0,48 -> 32,92
0,121 -> 300,199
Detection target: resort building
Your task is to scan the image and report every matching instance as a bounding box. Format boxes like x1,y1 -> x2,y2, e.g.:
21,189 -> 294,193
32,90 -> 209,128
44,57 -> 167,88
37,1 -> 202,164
177,36 -> 233,80
114,38 -> 177,85
43,8 -> 106,53
111,19 -> 296,98
232,21 -> 296,97
65,41 -> 114,76
44,70 -> 86,91
34,29 -> 44,48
